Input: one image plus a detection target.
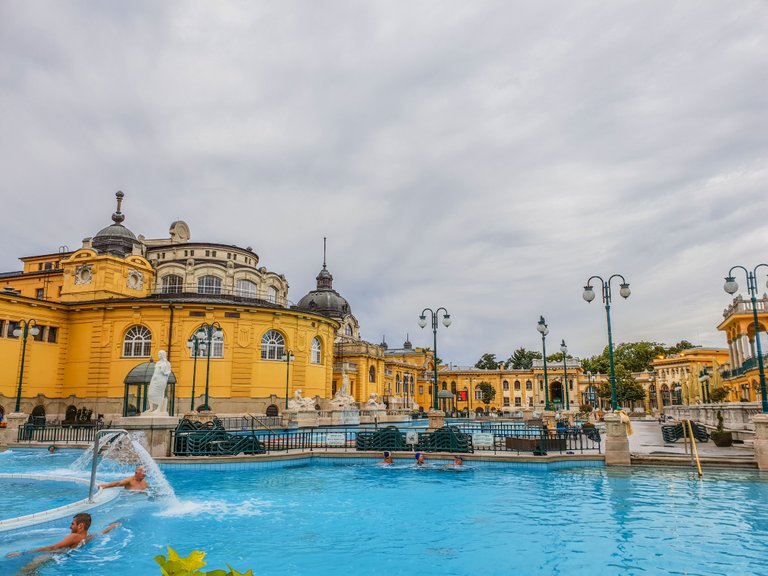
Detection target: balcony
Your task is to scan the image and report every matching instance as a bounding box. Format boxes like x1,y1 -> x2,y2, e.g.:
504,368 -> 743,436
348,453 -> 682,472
149,283 -> 288,308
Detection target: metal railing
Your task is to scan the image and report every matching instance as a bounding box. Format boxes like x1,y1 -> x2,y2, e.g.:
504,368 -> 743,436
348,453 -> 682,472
170,423 -> 601,457
17,424 -> 102,443
217,415 -> 284,430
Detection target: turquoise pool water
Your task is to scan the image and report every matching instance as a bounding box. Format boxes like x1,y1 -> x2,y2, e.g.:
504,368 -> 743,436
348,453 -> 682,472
1,449 -> 767,575
0,478 -> 87,520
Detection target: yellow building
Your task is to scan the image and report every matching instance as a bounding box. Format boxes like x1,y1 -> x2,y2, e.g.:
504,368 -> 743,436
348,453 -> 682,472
717,295 -> 768,402
651,347 -> 730,409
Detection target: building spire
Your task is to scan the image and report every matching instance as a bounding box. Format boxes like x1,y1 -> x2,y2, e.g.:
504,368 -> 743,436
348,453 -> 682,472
112,191 -> 125,224
316,236 -> 333,290
323,236 -> 327,269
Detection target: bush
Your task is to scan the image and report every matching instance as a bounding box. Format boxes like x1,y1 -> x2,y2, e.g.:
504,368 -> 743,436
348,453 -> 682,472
155,547 -> 253,576
579,403 -> 593,414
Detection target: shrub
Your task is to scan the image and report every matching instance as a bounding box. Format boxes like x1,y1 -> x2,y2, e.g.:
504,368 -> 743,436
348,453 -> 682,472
155,547 -> 253,576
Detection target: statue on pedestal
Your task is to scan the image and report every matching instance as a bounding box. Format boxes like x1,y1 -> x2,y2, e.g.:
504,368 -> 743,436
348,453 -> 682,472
365,393 -> 385,411
288,389 -> 316,412
144,350 -> 171,416
330,373 -> 357,410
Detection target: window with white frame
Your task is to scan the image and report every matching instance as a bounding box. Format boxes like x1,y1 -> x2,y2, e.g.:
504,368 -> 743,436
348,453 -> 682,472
123,326 -> 152,357
236,279 -> 257,298
161,274 -> 183,294
261,330 -> 285,360
266,285 -> 279,303
198,275 -> 222,295
189,328 -> 224,358
311,337 -> 322,364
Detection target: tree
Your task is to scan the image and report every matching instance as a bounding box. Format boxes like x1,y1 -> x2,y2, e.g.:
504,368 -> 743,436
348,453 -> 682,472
709,386 -> 731,403
596,365 -> 645,406
477,381 -> 496,409
505,347 -> 541,369
475,353 -> 499,370
667,340 -> 695,355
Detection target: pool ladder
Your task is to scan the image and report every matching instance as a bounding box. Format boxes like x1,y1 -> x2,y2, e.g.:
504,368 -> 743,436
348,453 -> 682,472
682,420 -> 703,478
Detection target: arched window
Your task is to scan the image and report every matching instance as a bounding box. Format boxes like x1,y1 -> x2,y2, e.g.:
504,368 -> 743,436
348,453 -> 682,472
649,384 -> 657,409
266,286 -> 279,303
396,374 -> 401,394
236,279 -> 257,298
369,366 -> 376,383
661,384 -> 671,406
345,324 -> 353,337
261,330 -> 285,360
266,404 -> 279,417
503,380 -> 509,391
123,326 -> 152,357
189,327 -> 225,358
514,380 -> 521,391
161,274 -> 183,294
525,380 -> 532,390
451,381 -> 457,394
311,337 -> 322,364
198,275 -> 222,295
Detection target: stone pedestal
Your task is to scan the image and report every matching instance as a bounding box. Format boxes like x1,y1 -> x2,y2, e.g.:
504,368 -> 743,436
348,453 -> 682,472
331,408 -> 360,426
604,413 -> 631,466
0,412 -> 27,447
752,414 -> 768,470
427,409 -> 445,431
288,410 -> 321,428
541,410 -> 556,431
361,409 -> 387,425
112,415 -> 180,458
521,408 -> 533,423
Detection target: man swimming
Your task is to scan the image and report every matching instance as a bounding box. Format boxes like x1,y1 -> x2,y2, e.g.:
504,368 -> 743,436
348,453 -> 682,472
99,466 -> 148,490
6,513 -> 119,557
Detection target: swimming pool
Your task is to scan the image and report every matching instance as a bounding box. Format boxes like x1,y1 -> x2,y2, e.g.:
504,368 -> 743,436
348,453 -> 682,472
1,448 -> 767,575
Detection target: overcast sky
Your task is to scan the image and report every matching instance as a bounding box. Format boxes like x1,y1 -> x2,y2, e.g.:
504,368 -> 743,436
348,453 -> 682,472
1,1 -> 767,366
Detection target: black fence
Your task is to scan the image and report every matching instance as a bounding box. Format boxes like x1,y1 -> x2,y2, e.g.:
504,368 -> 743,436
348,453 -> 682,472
17,424 -> 100,443
170,421 -> 601,457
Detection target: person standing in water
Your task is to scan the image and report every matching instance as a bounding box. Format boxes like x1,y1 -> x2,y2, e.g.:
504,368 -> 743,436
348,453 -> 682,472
99,466 -> 148,490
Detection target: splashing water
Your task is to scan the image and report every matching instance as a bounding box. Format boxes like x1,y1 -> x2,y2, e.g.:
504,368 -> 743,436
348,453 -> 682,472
70,431 -> 175,499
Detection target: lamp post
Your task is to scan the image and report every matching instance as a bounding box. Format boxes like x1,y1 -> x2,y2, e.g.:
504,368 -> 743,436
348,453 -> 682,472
465,377 -> 474,418
724,264 -> 768,412
418,307 -> 451,410
560,339 -> 570,411
583,274 -> 631,411
13,319 -> 40,412
283,350 -> 294,409
195,322 -> 223,411
186,333 -> 207,411
537,316 -> 551,411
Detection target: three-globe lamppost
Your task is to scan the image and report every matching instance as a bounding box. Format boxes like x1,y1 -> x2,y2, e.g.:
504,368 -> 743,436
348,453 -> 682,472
13,319 -> 40,412
192,322 -> 223,411
283,350 -> 295,409
536,316 -> 551,411
583,275 -> 631,411
724,264 -> 768,412
560,339 -> 570,410
418,308 -> 451,410
186,333 -> 208,411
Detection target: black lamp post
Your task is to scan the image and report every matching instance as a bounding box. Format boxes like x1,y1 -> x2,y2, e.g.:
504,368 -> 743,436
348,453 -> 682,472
283,350 -> 294,409
537,316 -> 551,411
724,265 -> 768,412
583,275 -> 631,411
186,333 -> 207,411
195,322 -> 223,411
560,339 -> 570,410
13,319 -> 40,412
418,307 -> 451,410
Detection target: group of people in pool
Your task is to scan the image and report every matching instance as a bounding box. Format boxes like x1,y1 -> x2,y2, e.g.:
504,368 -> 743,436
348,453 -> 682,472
5,466 -> 148,560
381,451 -> 464,466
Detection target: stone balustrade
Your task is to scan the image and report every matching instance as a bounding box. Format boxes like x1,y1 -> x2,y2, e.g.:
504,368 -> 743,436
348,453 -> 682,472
663,403 -> 761,432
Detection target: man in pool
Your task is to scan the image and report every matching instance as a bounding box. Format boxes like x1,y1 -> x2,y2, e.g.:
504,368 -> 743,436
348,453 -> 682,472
99,466 -> 148,490
415,452 -> 424,465
382,451 -> 393,464
5,513 -> 119,557
453,455 -> 464,466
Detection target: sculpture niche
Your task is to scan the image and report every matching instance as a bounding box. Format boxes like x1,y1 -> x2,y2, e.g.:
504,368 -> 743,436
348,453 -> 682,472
288,389 -> 316,412
143,350 -> 172,416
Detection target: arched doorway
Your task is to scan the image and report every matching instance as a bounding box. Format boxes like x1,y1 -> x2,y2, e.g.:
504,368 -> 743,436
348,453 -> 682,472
661,384 -> 671,406
649,384 -> 657,410
31,405 -> 46,426
266,404 -> 279,417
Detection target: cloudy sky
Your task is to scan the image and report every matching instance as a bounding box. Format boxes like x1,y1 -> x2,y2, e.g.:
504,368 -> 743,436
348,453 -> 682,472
1,1 -> 767,365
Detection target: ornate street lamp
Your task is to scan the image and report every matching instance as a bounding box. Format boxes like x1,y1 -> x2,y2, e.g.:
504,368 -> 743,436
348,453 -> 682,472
195,322 -> 223,411
724,264 -> 768,412
418,308 -> 451,410
13,319 -> 40,412
283,350 -> 295,409
560,339 -> 570,410
583,275 -> 631,411
186,333 -> 208,411
537,316 -> 551,411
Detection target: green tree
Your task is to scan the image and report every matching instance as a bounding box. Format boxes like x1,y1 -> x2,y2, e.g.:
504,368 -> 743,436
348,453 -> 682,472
505,347 -> 541,369
475,353 -> 499,370
596,366 -> 645,406
709,386 -> 731,403
666,340 -> 695,355
477,381 -> 496,409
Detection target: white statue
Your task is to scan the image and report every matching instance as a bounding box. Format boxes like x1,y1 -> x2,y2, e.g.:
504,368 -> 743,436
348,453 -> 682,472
330,373 -> 357,409
288,389 -> 316,412
366,393 -> 385,411
144,350 -> 171,416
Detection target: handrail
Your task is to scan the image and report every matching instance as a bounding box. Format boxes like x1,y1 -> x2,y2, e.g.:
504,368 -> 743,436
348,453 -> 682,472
89,428 -> 129,501
247,413 -> 279,436
684,420 -> 703,478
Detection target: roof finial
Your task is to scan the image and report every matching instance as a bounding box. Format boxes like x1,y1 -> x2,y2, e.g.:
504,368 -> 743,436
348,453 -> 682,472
112,191 -> 125,224
323,236 -> 327,269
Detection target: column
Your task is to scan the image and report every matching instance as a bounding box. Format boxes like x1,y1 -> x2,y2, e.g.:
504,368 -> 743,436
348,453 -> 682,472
604,413 -> 630,466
